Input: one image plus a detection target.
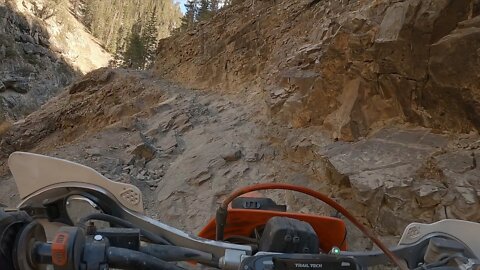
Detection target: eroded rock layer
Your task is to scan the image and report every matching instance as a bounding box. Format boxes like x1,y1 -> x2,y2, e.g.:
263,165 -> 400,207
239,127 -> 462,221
155,0 -> 480,141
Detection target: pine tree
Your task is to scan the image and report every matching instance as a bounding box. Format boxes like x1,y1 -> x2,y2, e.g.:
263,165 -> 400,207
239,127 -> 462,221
81,0 -> 181,55
110,33 -> 127,67
197,0 -> 211,21
180,0 -> 197,30
123,22 -> 147,69
143,7 -> 159,68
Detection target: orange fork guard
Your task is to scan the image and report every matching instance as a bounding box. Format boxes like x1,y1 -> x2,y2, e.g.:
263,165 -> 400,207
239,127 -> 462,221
198,209 -> 347,252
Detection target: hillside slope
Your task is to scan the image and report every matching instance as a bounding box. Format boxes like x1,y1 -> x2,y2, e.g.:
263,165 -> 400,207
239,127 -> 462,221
155,0 -> 480,141
0,0 -> 111,125
13,0 -> 112,73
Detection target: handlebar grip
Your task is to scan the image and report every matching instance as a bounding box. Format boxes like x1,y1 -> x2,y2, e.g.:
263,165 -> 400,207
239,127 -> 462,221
107,247 -> 186,270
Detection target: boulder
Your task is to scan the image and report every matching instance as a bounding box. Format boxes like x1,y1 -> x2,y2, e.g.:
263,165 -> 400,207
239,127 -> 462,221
429,26 -> 480,90
85,147 -> 102,157
155,130 -> 178,152
130,142 -> 157,162
220,144 -> 242,161
414,182 -> 447,208
69,68 -> 114,94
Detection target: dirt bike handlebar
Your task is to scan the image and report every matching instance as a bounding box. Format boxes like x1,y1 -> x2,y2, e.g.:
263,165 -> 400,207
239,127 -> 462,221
2,208 -> 479,270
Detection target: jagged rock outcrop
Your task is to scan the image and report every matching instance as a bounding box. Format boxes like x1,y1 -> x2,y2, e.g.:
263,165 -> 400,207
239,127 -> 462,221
0,0 -> 110,125
318,128 -> 480,235
155,0 -> 480,141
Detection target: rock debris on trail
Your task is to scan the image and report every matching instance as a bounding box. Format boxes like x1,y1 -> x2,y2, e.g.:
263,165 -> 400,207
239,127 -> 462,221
0,69 -> 479,248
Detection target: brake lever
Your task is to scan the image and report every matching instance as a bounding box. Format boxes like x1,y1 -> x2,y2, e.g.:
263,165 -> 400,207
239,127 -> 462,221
340,243 -> 427,269
342,235 -> 479,270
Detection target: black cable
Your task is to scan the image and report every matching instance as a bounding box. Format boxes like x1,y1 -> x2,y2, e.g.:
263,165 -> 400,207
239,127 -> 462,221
78,213 -> 170,245
223,235 -> 258,244
107,247 -> 186,270
339,227 -> 347,251
421,268 -> 457,270
139,243 -> 212,264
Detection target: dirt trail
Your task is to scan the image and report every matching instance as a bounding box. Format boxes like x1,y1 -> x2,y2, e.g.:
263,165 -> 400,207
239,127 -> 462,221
0,68 -> 383,249
0,68 -> 335,229
1,68 -> 479,251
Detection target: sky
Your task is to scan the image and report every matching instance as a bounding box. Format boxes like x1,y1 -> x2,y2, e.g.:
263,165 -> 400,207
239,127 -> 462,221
175,0 -> 188,14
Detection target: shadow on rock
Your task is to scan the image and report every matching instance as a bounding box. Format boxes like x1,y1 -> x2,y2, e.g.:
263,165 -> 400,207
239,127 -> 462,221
0,1 -> 78,126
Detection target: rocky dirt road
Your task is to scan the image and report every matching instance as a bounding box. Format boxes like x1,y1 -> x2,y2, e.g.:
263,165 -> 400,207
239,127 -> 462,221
1,68 -> 479,251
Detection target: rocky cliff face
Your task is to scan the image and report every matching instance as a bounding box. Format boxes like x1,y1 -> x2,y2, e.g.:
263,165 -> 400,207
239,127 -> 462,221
0,0 -> 110,126
150,0 -> 480,236
155,0 -> 480,141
